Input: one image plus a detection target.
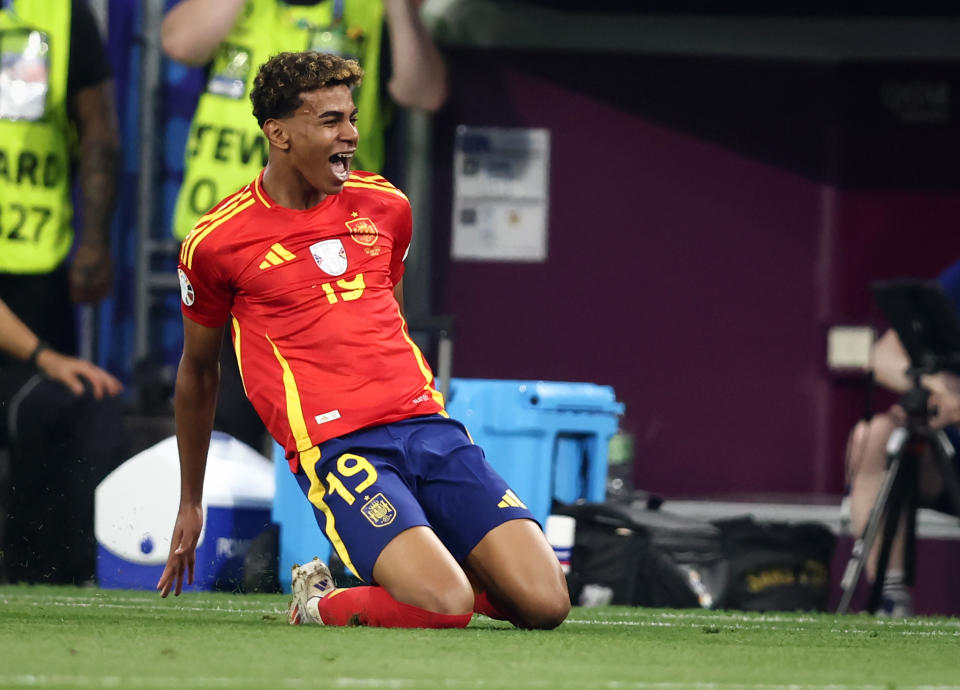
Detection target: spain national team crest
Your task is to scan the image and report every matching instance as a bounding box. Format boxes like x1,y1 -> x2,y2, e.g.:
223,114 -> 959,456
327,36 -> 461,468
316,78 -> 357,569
310,239 -> 348,276
345,217 -> 379,247
361,493 -> 396,527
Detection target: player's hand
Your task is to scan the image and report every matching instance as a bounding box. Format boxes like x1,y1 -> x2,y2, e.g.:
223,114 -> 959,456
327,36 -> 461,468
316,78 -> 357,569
35,349 -> 123,399
157,503 -> 204,597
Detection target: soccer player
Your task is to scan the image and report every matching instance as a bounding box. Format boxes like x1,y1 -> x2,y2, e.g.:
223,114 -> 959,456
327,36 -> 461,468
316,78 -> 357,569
157,51 -> 570,630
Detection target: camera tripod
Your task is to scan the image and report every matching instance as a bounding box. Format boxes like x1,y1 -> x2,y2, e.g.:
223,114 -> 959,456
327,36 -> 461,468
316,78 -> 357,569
837,370 -> 960,614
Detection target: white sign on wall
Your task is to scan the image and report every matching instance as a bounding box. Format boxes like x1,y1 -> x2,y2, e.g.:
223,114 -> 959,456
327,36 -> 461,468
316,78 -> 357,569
451,126 -> 551,262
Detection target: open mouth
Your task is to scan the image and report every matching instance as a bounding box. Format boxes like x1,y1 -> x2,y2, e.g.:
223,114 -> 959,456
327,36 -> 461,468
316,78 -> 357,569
329,152 -> 354,182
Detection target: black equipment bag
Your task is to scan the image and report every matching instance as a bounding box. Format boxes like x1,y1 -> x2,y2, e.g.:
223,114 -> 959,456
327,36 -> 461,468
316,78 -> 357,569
712,516 -> 836,612
554,499 -> 837,612
554,499 -> 721,608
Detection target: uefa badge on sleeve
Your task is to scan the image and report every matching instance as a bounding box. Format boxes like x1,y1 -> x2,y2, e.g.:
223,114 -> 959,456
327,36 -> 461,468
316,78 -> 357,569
178,268 -> 195,306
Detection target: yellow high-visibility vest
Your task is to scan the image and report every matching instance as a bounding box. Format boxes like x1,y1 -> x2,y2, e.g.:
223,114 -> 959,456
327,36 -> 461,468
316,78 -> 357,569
0,0 -> 73,274
172,0 -> 385,239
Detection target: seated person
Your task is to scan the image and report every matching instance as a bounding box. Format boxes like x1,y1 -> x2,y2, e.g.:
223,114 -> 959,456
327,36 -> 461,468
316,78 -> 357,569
845,258 -> 960,616
0,298 -> 126,584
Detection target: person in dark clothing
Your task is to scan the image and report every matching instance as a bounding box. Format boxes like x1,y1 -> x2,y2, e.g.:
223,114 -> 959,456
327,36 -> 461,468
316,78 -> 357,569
0,0 -> 126,584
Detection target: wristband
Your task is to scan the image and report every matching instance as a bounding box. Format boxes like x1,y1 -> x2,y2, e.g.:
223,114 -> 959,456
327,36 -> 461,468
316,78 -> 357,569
27,340 -> 50,368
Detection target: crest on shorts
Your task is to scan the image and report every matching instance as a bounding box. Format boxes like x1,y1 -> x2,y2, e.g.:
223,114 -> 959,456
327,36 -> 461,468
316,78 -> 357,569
361,493 -> 396,527
345,217 -> 379,247
310,239 -> 348,276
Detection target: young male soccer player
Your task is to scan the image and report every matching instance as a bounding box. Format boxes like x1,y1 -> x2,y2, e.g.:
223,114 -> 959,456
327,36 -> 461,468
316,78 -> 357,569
157,51 -> 570,629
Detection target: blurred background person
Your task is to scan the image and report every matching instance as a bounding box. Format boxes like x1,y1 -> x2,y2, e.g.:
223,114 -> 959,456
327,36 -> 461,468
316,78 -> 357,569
845,258 -> 960,616
160,0 -> 447,452
0,0 -> 126,584
161,0 -> 447,239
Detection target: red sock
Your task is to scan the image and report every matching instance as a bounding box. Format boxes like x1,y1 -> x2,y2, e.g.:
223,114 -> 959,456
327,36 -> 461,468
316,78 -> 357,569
473,590 -> 523,627
316,586 -> 472,629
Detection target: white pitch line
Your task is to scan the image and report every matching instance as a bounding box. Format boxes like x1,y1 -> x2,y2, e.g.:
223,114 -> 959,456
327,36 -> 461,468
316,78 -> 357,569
3,678 -> 960,690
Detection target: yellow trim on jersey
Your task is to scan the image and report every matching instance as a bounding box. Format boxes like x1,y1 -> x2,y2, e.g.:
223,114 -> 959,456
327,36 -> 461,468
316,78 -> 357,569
395,306 -> 444,408
343,180 -> 409,201
259,242 -> 295,270
266,334 -> 363,578
184,197 -> 256,269
180,188 -> 251,262
271,243 -> 295,260
353,173 -> 392,187
266,333 -> 312,453
180,189 -> 252,263
260,252 -> 282,269
298,446 -> 361,581
253,175 -> 272,208
197,187 -> 251,226
231,316 -> 248,396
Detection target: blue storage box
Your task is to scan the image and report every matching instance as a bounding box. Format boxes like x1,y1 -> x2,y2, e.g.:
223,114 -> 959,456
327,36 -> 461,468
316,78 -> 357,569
273,448 -> 331,593
96,433 -> 274,591
445,379 -> 624,525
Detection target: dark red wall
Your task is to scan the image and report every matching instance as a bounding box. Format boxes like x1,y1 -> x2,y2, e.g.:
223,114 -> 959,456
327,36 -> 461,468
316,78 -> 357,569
430,50 -> 960,498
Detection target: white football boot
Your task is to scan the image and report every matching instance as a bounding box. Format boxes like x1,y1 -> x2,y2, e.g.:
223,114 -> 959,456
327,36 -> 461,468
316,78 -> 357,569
288,557 -> 335,625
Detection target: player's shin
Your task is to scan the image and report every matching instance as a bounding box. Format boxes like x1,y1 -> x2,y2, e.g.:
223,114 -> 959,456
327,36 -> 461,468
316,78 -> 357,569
317,586 -> 472,628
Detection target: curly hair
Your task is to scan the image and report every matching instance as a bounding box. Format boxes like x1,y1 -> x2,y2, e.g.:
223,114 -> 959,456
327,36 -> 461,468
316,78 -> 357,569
250,51 -> 364,127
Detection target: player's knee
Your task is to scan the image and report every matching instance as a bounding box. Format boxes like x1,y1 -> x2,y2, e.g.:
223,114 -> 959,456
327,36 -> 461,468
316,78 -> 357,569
403,579 -> 474,616
517,591 -> 570,630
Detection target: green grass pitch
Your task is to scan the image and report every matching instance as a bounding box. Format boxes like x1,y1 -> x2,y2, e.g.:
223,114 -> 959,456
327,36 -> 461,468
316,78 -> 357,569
1,585 -> 958,690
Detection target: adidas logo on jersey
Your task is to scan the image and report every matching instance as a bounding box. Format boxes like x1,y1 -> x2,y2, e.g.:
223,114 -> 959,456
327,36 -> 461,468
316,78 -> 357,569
259,243 -> 296,269
497,490 -> 527,509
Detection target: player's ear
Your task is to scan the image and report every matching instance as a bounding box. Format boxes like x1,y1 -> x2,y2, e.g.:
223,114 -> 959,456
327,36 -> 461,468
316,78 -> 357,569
263,119 -> 289,150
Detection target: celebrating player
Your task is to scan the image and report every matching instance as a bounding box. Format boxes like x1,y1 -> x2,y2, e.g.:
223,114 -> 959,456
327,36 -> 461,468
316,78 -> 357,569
157,51 -> 570,630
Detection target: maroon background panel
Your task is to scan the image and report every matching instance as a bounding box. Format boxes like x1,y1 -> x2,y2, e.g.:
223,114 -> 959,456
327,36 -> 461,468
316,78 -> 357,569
430,50 -> 960,499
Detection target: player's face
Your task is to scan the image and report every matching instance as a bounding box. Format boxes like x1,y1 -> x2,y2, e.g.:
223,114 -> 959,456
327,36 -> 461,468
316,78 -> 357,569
285,85 -> 359,195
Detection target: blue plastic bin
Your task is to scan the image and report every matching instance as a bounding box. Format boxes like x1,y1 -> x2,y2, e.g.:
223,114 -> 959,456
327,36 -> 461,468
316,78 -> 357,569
445,379 -> 624,525
273,448 -> 331,593
271,378 -> 623,592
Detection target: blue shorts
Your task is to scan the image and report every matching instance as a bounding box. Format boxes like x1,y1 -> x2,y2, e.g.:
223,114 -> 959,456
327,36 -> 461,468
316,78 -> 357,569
294,414 -> 535,582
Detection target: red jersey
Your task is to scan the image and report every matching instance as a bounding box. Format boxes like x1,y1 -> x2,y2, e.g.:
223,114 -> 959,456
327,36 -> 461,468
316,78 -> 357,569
177,171 -> 445,471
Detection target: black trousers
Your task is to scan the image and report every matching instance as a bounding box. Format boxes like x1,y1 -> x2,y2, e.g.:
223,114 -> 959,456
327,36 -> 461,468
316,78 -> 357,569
0,267 -> 128,583
0,365 -> 130,584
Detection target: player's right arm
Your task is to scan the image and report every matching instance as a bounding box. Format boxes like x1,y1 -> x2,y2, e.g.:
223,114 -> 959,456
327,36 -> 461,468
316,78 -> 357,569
161,0 -> 247,66
157,317 -> 224,597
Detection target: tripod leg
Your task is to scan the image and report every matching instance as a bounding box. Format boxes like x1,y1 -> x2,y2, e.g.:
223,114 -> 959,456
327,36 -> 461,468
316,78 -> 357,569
865,451 -> 912,613
904,469 -> 918,588
837,427 -> 909,614
866,455 -> 911,613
